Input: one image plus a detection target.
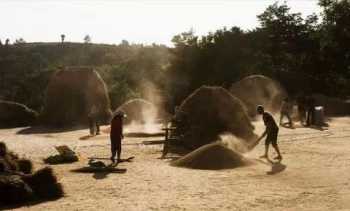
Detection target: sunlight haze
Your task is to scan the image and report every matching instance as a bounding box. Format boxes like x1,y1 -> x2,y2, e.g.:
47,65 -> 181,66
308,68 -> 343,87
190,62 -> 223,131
1,0 -> 321,46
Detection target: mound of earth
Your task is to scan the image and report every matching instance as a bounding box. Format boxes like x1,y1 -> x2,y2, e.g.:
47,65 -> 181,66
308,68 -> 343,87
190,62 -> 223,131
171,142 -> 248,170
0,100 -> 38,128
173,86 -> 257,150
230,75 -> 287,117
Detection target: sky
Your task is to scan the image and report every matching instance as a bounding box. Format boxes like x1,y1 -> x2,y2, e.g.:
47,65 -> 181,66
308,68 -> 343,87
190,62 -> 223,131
1,0 -> 321,46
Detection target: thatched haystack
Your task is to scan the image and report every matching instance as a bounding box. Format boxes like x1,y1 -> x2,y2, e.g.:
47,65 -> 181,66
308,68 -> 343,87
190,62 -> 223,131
116,98 -> 157,124
171,142 -> 248,170
230,75 -> 287,117
42,66 -> 112,126
173,86 -> 257,150
312,94 -> 350,116
0,100 -> 38,128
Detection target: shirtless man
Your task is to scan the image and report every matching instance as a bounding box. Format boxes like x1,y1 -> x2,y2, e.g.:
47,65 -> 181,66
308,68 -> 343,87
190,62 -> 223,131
256,105 -> 282,160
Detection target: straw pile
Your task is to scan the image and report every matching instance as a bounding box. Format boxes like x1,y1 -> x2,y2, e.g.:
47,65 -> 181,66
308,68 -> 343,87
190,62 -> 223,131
115,98 -> 157,124
42,66 -> 112,126
173,86 -> 256,150
171,142 -> 248,170
230,75 -> 287,117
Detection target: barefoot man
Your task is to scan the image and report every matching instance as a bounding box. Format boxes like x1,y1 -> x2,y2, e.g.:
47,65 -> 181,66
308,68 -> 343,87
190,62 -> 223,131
256,105 -> 282,160
110,112 -> 125,163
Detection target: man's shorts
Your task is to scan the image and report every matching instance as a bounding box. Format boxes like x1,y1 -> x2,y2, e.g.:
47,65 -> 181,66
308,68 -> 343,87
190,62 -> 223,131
265,129 -> 279,146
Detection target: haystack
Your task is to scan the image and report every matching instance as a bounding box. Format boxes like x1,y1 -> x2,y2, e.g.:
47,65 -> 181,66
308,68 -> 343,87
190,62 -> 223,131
173,86 -> 257,150
42,66 -> 112,126
171,142 -> 248,170
115,98 -> 157,124
0,100 -> 38,128
230,75 -> 287,117
312,94 -> 350,116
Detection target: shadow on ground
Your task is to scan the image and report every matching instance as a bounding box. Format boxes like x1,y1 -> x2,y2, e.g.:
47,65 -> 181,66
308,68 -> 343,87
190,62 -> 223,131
0,196 -> 62,210
17,126 -> 85,135
71,167 -> 127,180
266,158 -> 287,175
254,158 -> 287,175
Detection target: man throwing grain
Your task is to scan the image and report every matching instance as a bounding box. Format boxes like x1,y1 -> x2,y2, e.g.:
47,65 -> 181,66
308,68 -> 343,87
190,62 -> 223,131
256,105 -> 282,160
110,112 -> 125,163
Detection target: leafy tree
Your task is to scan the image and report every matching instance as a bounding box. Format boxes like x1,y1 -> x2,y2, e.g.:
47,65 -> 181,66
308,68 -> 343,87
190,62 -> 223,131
84,35 -> 91,44
61,34 -> 65,43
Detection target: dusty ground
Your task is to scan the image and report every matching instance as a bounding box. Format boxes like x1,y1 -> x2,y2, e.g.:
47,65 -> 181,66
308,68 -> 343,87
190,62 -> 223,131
1,117 -> 350,211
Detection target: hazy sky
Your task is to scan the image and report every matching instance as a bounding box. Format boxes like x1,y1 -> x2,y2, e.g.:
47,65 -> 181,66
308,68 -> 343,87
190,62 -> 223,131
1,0 -> 321,46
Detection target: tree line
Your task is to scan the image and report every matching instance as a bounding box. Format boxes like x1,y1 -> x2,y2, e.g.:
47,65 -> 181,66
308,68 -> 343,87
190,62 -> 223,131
0,0 -> 349,112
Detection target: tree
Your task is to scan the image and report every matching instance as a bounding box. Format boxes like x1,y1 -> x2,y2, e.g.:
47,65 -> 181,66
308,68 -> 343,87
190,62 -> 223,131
318,0 -> 350,95
5,38 -> 10,45
84,35 -> 91,44
14,38 -> 26,45
61,34 -> 65,43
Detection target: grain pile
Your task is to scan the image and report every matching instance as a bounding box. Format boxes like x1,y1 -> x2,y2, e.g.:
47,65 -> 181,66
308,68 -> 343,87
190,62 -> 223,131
171,142 -> 249,170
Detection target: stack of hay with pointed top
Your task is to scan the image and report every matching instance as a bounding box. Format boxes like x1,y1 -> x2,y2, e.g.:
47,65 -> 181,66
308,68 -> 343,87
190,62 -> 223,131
173,86 -> 257,151
115,98 -> 158,125
0,142 -> 63,206
170,86 -> 257,170
230,75 -> 287,117
42,66 -> 112,126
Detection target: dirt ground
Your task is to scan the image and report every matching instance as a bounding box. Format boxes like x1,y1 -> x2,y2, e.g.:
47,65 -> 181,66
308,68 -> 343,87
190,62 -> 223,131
1,117 -> 350,211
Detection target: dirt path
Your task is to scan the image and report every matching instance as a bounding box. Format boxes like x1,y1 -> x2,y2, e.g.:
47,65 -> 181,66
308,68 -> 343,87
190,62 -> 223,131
1,117 -> 350,210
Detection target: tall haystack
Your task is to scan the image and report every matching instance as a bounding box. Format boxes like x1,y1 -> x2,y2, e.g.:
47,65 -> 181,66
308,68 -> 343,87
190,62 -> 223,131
0,100 -> 38,128
115,98 -> 157,124
173,86 -> 257,150
312,94 -> 350,116
42,67 -> 112,126
230,75 -> 287,117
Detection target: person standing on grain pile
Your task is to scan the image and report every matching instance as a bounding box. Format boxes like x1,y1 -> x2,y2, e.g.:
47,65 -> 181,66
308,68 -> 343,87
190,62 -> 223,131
256,105 -> 282,160
110,112 -> 125,163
